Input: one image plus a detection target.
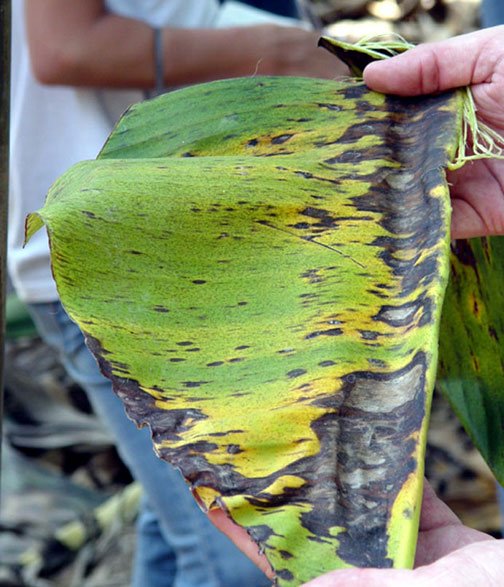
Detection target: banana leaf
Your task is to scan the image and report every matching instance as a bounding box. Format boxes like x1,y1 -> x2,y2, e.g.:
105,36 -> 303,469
438,237 -> 504,483
321,30 -> 504,543
26,75 -> 463,585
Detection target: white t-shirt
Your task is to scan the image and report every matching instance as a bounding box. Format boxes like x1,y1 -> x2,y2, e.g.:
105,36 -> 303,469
9,1 -> 302,302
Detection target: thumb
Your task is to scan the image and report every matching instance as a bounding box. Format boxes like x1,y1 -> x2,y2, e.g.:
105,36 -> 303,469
363,26 -> 504,96
302,568 -> 414,587
302,539 -> 504,587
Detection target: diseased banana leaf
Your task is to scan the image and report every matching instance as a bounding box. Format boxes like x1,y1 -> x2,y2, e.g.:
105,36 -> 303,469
439,237 -> 504,483
26,76 -> 462,585
322,30 -> 504,545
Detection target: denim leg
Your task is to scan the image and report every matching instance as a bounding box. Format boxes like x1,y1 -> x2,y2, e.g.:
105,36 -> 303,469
495,483 -> 504,536
133,495 -> 178,586
481,0 -> 504,27
28,301 -> 270,587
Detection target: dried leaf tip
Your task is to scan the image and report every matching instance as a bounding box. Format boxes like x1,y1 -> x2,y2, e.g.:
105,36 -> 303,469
24,212 -> 44,247
319,35 -> 504,170
318,34 -> 414,76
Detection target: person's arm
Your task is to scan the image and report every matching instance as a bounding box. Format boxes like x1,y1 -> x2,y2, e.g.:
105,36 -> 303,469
25,0 -> 344,89
363,26 -> 504,240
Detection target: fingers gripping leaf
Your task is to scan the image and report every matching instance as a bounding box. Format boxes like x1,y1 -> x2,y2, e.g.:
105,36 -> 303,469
27,77 -> 461,585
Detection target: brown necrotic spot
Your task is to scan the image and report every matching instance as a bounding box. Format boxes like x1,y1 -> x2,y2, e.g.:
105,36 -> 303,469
451,239 -> 478,268
188,441 -> 218,453
295,170 -> 313,179
275,569 -> 295,582
271,133 -> 294,144
277,348 -> 295,355
368,358 -> 387,368
291,222 -> 311,230
305,328 -> 343,339
343,362 -> 424,414
182,381 -> 210,388
319,360 -> 336,367
301,269 -> 324,284
374,295 -> 432,328
359,330 -> 380,341
341,81 -> 369,101
317,103 -> 342,111
300,206 -> 338,227
287,369 -> 307,379
325,150 -> 363,165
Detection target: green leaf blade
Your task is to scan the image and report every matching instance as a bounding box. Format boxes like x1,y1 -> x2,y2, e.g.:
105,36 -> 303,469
439,237 -> 504,482
32,77 -> 462,585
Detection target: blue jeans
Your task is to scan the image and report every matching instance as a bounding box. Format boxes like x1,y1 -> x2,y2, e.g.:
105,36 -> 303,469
28,301 -> 270,587
481,0 -> 504,27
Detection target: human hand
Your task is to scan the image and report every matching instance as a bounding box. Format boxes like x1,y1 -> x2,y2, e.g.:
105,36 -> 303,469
363,26 -> 504,240
209,482 -> 500,586
301,481 -> 500,586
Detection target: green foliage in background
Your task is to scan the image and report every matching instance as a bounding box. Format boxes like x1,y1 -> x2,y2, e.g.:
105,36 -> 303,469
439,237 -> 504,484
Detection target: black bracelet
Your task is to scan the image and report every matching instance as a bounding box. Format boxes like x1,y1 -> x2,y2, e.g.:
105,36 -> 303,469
153,27 -> 164,95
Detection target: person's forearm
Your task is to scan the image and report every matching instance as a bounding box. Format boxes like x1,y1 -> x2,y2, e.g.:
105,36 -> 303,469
26,2 -> 156,87
162,25 -> 284,87
25,1 -> 330,89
